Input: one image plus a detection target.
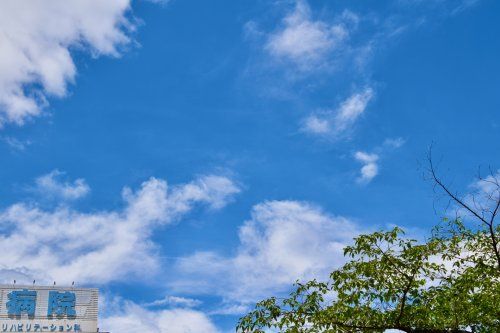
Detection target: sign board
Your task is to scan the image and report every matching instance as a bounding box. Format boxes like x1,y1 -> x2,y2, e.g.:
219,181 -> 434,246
0,285 -> 98,332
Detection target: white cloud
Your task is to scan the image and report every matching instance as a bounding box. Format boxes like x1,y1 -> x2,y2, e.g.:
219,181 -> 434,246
400,0 -> 481,16
2,136 -> 31,151
335,88 -> 374,132
383,137 -> 406,149
353,137 -> 405,184
173,200 -> 363,305
460,170 -> 500,217
34,170 -> 90,201
469,171 -> 500,199
102,301 -> 218,333
0,0 -> 135,126
452,0 -> 480,14
303,88 -> 374,137
208,303 -> 250,316
165,175 -> 241,213
144,296 -> 202,308
303,115 -> 330,134
355,151 -> 379,184
266,0 -> 351,70
0,174 -> 240,285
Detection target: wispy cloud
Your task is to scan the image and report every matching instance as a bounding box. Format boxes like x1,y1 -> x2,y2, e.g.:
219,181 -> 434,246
265,0 -> 353,71
354,137 -> 406,184
144,296 -> 202,308
449,169 -> 500,219
383,137 -> 406,149
2,136 -> 31,151
303,87 -> 374,138
0,173 -> 240,285
102,300 -> 218,333
354,151 -> 379,184
34,170 -> 90,201
0,0 -> 136,126
399,0 -> 482,16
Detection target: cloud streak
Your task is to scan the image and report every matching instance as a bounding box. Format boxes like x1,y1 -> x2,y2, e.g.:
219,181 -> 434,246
303,88 -> 374,138
0,174 -> 240,285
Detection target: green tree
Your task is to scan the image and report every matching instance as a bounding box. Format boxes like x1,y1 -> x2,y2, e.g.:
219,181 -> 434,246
237,163 -> 500,333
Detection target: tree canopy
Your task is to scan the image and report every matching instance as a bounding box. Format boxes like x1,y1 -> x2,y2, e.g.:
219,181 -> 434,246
237,163 -> 500,333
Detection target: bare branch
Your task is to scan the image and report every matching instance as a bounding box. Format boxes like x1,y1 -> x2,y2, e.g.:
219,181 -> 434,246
427,151 -> 489,226
427,148 -> 500,270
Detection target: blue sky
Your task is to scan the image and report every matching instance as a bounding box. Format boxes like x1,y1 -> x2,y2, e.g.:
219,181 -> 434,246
0,0 -> 499,332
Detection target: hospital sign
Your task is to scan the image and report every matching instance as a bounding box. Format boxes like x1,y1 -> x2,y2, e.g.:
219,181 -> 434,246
0,285 -> 98,332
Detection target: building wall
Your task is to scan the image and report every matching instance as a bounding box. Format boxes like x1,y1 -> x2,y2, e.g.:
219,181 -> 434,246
0,285 -> 98,332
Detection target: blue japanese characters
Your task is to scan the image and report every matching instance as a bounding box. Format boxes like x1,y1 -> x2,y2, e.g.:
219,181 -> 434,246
47,292 -> 76,317
6,289 -> 76,317
6,290 -> 37,317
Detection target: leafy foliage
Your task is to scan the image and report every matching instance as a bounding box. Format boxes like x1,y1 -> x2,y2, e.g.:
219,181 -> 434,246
238,159 -> 500,333
237,222 -> 499,333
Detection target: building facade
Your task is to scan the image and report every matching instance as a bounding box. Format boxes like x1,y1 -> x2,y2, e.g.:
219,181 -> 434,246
0,285 -> 98,332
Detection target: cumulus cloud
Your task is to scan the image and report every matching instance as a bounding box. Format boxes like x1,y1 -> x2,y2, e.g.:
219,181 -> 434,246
0,0 -> 135,126
102,301 -> 218,333
34,170 -> 90,201
0,174 -> 240,285
354,151 -> 379,184
172,200 -> 363,306
303,88 -> 374,137
266,0 -> 355,71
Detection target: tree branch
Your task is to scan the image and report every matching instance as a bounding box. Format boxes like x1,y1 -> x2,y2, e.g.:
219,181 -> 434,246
428,151 -> 500,270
